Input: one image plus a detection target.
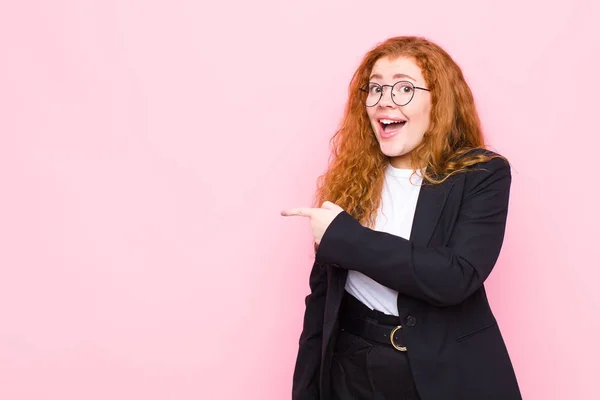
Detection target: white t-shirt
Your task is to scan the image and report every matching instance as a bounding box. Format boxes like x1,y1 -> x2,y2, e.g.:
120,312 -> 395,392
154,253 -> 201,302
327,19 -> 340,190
344,164 -> 424,316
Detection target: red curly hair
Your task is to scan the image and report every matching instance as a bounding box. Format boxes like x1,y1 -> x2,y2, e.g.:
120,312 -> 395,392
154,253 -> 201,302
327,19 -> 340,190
313,36 -> 503,229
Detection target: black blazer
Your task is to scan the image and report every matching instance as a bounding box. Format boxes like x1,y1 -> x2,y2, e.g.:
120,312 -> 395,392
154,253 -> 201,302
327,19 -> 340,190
292,150 -> 521,400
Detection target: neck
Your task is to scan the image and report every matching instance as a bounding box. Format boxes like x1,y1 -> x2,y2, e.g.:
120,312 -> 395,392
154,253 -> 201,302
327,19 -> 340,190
389,154 -> 424,170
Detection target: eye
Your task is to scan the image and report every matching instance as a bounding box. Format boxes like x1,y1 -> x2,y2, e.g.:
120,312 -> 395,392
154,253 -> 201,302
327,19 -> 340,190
398,83 -> 414,93
367,83 -> 382,94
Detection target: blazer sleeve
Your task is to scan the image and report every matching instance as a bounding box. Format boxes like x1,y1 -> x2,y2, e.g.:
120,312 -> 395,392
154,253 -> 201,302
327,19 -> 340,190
314,157 -> 512,307
292,261 -> 327,400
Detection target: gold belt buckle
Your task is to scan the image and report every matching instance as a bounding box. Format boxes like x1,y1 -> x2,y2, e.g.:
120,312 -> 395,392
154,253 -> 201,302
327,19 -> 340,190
390,325 -> 407,352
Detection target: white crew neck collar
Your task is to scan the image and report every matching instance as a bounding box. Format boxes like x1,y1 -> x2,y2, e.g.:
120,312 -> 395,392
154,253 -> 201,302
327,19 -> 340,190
386,164 -> 425,178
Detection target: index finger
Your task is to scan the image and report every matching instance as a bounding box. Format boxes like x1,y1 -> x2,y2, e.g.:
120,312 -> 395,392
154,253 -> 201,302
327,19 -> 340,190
280,208 -> 315,217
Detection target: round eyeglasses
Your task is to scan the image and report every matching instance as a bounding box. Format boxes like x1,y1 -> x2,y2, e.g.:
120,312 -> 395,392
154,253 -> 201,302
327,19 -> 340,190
359,81 -> 430,107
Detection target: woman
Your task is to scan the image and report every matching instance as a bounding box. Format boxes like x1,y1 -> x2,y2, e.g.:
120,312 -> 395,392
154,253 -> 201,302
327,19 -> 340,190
281,36 -> 521,400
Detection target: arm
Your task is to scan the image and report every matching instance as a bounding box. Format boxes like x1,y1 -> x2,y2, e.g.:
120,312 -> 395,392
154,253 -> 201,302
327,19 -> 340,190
315,157 -> 511,307
292,261 -> 327,400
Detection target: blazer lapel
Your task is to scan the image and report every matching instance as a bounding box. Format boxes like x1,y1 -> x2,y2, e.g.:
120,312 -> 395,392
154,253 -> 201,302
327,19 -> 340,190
409,173 -> 458,246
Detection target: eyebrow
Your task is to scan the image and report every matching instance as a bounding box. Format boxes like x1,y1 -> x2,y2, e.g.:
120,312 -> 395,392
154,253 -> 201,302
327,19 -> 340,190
369,73 -> 417,82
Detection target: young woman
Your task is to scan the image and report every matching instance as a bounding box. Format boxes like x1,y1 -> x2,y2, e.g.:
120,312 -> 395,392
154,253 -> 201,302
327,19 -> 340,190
281,36 -> 521,400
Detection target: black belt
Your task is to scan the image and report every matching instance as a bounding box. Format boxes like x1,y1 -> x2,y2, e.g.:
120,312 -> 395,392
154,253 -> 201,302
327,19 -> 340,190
340,294 -> 406,351
339,314 -> 408,351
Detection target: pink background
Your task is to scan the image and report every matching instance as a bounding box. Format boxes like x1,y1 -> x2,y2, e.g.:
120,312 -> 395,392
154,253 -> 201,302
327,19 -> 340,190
1,0 -> 599,399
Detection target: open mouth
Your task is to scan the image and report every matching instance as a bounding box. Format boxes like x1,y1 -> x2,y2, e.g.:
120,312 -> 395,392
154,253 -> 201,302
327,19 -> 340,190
379,118 -> 407,135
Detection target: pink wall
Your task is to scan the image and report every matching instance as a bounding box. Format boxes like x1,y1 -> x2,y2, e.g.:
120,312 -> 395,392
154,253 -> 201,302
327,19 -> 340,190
1,0 -> 599,398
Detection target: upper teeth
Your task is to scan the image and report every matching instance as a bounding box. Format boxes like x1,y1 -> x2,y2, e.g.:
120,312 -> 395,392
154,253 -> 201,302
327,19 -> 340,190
380,119 -> 403,124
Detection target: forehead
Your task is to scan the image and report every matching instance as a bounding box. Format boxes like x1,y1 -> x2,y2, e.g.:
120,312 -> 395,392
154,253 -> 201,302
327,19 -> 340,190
369,56 -> 424,83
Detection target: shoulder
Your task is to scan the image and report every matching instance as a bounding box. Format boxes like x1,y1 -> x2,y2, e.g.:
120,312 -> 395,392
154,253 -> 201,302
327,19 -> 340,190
459,148 -> 512,195
459,147 -> 511,172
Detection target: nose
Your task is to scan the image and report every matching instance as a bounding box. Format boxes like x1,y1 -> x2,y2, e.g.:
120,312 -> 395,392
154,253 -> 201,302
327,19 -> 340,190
378,86 -> 396,108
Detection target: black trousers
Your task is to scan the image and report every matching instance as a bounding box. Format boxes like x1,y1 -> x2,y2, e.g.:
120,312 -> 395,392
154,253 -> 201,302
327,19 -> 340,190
330,292 -> 422,400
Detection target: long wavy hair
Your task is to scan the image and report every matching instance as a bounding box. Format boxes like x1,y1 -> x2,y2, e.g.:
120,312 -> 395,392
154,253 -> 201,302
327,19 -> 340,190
314,36 -> 503,230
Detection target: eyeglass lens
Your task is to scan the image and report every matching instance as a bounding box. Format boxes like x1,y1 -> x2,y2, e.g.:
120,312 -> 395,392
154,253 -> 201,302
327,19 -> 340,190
361,81 -> 416,107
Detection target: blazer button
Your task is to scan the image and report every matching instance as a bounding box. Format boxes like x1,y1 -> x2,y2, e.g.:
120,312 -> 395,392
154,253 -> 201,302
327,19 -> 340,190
406,316 -> 417,327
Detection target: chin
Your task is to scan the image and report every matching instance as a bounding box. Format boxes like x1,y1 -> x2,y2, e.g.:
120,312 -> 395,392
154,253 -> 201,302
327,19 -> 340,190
379,141 -> 408,158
